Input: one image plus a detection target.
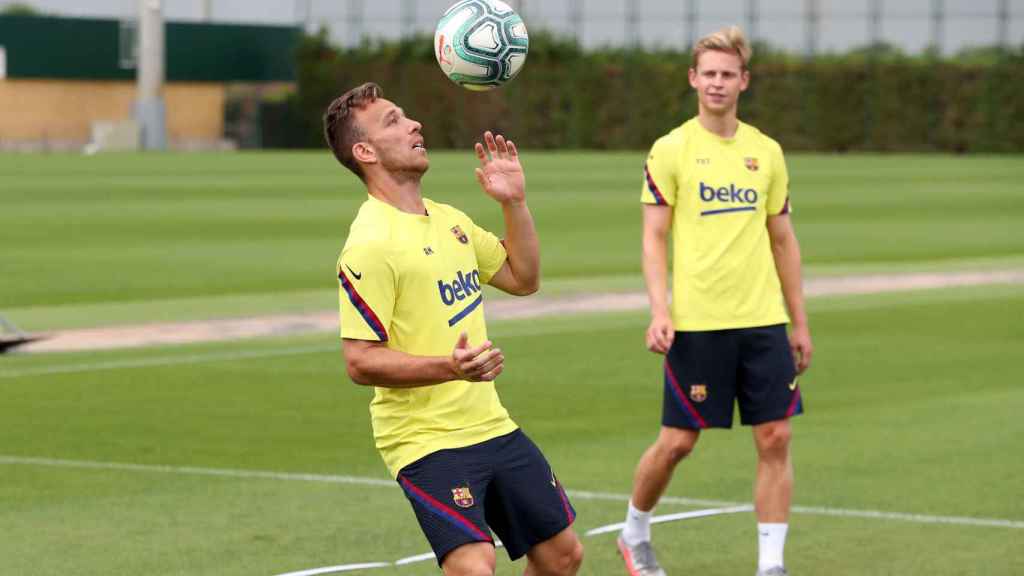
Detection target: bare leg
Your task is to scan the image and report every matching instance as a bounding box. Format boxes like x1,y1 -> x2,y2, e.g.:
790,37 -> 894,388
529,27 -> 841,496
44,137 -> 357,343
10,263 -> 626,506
752,419 -> 792,522
442,542 -> 497,576
523,527 -> 584,576
617,427 -> 699,575
753,418 -> 793,572
631,426 -> 700,511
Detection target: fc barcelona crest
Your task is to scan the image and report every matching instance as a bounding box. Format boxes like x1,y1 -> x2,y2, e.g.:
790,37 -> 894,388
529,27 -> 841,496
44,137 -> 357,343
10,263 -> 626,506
452,486 -> 474,508
744,157 -> 759,172
689,384 -> 708,403
451,225 -> 469,244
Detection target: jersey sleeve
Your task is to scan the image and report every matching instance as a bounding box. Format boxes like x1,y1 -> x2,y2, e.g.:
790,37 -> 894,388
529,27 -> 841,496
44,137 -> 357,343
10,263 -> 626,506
766,143 -> 791,216
337,241 -> 395,342
469,219 -> 508,284
641,135 -> 679,206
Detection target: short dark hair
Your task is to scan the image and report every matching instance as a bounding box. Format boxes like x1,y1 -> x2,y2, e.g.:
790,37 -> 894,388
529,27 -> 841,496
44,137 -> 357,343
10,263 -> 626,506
323,82 -> 383,181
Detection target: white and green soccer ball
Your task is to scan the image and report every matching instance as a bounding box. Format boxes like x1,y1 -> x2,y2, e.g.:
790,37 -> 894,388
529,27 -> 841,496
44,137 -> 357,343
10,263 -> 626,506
434,0 -> 529,91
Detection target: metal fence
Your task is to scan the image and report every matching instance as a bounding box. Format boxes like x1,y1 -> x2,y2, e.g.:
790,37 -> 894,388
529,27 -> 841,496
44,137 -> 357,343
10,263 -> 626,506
299,0 -> 1021,56
4,0 -> 1018,55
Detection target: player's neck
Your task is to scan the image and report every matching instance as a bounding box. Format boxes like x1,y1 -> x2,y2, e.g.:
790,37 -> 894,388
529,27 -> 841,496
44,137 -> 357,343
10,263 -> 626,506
367,175 -> 427,215
696,109 -> 740,139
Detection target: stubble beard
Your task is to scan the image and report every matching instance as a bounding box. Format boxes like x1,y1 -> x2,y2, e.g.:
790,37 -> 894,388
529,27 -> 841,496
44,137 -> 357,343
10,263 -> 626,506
380,149 -> 429,182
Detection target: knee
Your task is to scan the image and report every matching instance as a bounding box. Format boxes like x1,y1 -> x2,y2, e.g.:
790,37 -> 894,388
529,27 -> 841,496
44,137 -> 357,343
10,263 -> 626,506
442,549 -> 496,576
657,433 -> 697,464
755,422 -> 792,455
548,539 -> 584,576
444,560 -> 494,576
566,539 -> 584,574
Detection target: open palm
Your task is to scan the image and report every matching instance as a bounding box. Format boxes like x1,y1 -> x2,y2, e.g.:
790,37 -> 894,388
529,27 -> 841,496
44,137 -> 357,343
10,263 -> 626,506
474,131 -> 525,205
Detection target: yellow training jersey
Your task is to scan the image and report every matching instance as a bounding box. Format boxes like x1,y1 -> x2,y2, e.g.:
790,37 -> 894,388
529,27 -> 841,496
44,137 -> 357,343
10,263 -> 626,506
641,118 -> 791,331
337,194 -> 517,478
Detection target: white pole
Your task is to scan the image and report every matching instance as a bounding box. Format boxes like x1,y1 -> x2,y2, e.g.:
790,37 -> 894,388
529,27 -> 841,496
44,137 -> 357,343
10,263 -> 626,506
301,0 -> 313,31
135,0 -> 166,150
199,0 -> 212,21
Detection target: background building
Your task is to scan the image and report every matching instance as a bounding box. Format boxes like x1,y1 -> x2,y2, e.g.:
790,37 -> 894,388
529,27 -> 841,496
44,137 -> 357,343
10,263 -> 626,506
0,12 -> 297,150
1,0 -> 1020,151
1,0 -> 1021,55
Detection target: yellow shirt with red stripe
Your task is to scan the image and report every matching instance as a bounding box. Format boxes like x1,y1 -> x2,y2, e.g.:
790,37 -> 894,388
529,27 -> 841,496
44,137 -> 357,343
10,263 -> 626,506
337,194 -> 517,478
641,118 -> 791,331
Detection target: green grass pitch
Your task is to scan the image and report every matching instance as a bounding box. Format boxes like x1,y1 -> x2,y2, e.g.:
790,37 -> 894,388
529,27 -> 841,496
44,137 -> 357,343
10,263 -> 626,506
1,151 -> 1022,320
1,151 -> 1022,575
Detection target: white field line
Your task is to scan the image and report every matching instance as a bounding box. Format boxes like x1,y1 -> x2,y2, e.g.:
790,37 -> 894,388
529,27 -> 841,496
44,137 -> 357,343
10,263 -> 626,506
585,505 -> 755,536
2,455 -> 1022,530
393,552 -> 438,566
274,541 -> 490,576
278,509 -> 745,576
273,563 -> 392,576
13,269 -> 1024,354
392,539 -> 506,568
0,455 -> 394,487
0,344 -> 339,379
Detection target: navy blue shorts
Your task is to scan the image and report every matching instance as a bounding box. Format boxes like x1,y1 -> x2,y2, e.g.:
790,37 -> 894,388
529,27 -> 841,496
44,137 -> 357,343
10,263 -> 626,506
662,324 -> 803,429
396,429 -> 576,565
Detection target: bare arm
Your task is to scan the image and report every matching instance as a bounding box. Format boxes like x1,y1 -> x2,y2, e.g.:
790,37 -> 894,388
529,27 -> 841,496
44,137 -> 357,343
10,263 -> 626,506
343,333 -> 504,387
643,204 -> 674,354
767,213 -> 813,373
474,131 -> 540,296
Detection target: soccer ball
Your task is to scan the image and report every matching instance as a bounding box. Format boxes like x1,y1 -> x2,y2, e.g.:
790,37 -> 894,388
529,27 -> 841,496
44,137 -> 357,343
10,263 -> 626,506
434,0 -> 529,91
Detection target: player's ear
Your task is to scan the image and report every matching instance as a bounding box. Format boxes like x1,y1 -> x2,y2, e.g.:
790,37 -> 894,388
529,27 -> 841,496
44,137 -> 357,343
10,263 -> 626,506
740,68 -> 750,91
688,67 -> 698,89
352,142 -> 377,165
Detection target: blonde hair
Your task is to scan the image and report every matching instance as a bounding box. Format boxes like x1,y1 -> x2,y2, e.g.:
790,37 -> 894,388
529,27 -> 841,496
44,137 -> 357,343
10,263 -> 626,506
692,26 -> 752,70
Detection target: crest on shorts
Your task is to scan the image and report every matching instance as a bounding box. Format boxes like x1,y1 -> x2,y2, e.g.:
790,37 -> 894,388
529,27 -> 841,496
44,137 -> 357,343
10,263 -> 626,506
452,486 -> 474,508
744,157 -> 759,172
451,225 -> 469,244
689,384 -> 708,403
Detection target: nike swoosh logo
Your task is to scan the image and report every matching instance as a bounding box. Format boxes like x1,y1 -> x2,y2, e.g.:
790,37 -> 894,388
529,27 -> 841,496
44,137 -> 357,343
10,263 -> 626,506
789,379 -> 798,391
345,265 -> 362,280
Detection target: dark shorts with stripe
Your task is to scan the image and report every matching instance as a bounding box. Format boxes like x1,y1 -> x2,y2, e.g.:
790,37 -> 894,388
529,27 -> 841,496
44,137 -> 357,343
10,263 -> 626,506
662,324 -> 803,429
396,429 -> 576,565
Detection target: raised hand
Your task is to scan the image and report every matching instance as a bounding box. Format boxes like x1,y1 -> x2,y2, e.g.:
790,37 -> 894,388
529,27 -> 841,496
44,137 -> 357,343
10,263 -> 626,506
474,131 -> 525,205
450,332 -> 505,382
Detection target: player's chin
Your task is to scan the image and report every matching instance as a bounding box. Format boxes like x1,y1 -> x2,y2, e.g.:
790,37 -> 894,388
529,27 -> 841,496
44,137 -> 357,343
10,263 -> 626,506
411,158 -> 429,173
703,98 -> 734,112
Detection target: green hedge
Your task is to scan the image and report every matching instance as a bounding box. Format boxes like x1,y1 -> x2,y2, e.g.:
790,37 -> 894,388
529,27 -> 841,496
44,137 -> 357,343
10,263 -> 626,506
272,31 -> 1024,152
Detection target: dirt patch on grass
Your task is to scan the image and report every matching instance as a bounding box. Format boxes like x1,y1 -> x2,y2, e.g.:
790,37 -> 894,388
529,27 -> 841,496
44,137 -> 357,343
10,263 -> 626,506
12,269 -> 1024,354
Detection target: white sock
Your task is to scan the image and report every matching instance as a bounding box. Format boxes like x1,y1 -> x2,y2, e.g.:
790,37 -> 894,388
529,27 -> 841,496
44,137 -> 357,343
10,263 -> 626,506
757,523 -> 788,571
621,500 -> 653,545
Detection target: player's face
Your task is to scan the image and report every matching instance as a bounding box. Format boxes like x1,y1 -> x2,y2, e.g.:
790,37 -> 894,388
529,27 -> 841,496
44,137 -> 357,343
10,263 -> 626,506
357,98 -> 429,175
689,50 -> 749,116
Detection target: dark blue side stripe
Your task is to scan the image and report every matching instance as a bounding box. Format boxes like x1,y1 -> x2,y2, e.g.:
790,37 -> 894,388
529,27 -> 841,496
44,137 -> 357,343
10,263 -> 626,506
701,206 -> 757,216
447,295 -> 483,327
644,163 -> 668,205
338,270 -> 388,341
